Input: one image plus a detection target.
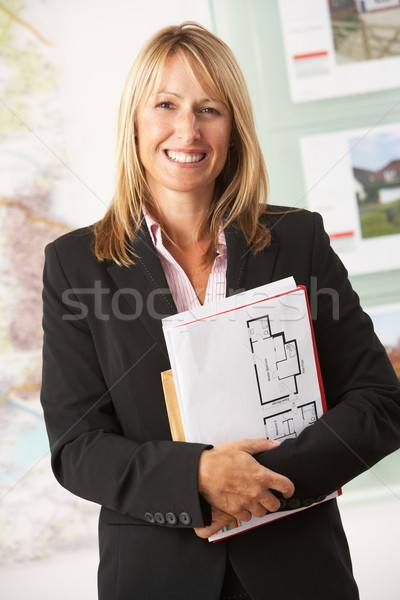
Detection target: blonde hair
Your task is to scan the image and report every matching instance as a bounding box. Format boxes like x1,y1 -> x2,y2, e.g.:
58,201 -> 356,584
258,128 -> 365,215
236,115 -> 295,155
94,21 -> 270,265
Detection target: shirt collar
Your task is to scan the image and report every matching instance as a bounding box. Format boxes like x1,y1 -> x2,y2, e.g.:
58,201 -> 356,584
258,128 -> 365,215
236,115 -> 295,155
143,210 -> 163,248
143,209 -> 226,255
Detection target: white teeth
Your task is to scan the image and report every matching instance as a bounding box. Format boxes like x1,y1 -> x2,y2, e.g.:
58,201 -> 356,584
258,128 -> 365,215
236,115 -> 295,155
166,150 -> 205,163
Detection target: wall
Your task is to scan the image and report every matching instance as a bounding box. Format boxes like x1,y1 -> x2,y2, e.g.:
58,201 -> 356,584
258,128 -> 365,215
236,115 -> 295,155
1,1 -> 399,598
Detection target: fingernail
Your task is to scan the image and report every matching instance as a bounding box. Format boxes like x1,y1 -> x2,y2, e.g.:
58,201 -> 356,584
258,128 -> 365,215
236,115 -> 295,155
271,440 -> 280,445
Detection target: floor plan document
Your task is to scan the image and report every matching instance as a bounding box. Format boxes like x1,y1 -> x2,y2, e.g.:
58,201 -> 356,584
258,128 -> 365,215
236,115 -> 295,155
162,278 -> 338,541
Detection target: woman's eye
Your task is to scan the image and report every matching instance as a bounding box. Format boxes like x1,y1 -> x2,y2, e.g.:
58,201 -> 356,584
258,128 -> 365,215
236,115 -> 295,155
201,107 -> 218,114
156,101 -> 173,109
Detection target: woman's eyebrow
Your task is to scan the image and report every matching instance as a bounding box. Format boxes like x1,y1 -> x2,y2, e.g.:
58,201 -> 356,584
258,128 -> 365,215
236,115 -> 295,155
155,90 -> 182,98
155,89 -> 223,104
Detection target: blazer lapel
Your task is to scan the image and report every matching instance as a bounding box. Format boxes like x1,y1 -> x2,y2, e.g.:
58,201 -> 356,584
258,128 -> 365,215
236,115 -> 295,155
225,224 -> 250,296
106,222 -> 280,354
225,224 -> 279,294
107,226 -> 177,356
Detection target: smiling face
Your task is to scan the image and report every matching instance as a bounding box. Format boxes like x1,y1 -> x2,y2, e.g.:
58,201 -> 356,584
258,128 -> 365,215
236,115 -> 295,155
135,52 -> 232,207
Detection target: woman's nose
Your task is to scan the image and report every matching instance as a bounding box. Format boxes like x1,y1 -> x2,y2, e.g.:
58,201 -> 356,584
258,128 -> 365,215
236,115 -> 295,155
176,111 -> 200,142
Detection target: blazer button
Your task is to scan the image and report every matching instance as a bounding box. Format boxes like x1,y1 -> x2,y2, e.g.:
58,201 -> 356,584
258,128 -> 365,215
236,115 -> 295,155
302,498 -> 315,507
144,512 -> 155,524
288,497 -> 301,510
166,512 -> 178,526
179,512 -> 192,526
154,512 -> 166,525
278,497 -> 288,511
316,495 -> 327,503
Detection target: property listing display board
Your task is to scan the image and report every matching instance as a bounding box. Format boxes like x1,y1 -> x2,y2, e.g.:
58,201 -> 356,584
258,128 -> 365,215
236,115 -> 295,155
278,0 -> 400,102
369,303 -> 400,380
220,0 -> 400,368
300,122 -> 400,275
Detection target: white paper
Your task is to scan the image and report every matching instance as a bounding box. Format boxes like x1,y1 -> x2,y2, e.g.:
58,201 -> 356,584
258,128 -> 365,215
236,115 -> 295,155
162,279 -> 337,541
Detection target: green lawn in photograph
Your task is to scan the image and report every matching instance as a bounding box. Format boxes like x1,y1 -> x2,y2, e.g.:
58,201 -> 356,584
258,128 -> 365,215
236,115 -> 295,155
359,198 -> 400,238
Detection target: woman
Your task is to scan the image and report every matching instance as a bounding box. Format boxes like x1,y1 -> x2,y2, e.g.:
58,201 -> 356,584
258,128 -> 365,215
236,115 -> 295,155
41,22 -> 400,600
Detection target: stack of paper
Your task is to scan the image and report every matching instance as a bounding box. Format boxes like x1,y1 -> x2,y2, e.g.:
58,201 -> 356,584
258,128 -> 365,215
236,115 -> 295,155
162,277 -> 338,541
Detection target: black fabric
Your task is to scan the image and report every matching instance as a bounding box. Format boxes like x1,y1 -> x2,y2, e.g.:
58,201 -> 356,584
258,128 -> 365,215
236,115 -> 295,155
221,559 -> 251,599
40,208 -> 400,599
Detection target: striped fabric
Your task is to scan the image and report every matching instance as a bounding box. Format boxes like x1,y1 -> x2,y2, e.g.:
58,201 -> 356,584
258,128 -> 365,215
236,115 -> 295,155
144,212 -> 227,313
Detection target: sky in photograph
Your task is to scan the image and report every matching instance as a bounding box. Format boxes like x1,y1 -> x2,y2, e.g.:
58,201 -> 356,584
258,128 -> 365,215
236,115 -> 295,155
349,127 -> 400,172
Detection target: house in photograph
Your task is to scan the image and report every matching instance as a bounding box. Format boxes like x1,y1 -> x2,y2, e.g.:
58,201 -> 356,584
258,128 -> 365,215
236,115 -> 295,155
379,187 -> 400,203
372,158 -> 400,182
330,0 -> 400,61
353,152 -> 400,238
329,0 -> 357,20
354,176 -> 366,203
371,159 -> 400,203
353,167 -> 375,202
354,167 -> 375,185
354,0 -> 400,14
354,159 -> 400,205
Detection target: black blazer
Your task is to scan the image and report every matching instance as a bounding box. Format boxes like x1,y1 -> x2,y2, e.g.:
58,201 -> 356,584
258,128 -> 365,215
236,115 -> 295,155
41,208 -> 400,600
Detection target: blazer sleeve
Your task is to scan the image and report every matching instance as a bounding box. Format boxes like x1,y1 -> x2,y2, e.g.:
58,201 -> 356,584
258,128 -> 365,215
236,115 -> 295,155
255,212 -> 400,499
41,241 -> 211,527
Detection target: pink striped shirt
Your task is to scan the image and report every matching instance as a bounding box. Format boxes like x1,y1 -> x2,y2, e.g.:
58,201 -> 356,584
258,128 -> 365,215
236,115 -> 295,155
144,212 -> 227,313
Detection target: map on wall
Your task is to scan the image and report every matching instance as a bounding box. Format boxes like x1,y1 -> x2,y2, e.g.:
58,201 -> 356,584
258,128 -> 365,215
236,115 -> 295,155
0,0 -> 213,570
0,0 -> 98,564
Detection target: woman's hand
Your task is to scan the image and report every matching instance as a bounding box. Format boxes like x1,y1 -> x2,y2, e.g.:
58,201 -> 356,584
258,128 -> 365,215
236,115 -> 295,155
194,507 -> 235,539
198,438 -> 294,523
